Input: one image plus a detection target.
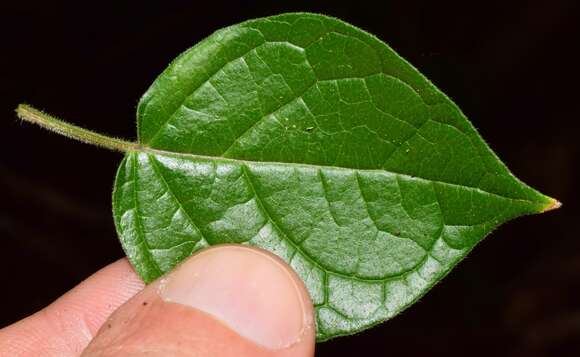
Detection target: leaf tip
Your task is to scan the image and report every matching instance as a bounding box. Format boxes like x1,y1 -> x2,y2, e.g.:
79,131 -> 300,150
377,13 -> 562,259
541,198 -> 562,213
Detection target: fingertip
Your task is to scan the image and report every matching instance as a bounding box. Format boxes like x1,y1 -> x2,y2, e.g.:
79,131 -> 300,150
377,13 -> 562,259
0,258 -> 145,356
84,245 -> 315,357
159,245 -> 315,350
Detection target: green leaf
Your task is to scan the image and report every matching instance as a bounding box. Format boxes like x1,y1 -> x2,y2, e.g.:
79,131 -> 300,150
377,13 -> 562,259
17,13 -> 558,342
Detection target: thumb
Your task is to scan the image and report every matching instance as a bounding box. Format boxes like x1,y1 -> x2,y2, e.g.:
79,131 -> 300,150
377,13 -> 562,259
82,245 -> 315,357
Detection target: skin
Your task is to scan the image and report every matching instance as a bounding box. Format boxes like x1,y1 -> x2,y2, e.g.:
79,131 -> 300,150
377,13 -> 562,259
0,245 -> 316,357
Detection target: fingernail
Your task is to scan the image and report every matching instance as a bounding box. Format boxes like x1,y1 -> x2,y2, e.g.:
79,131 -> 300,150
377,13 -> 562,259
158,245 -> 313,350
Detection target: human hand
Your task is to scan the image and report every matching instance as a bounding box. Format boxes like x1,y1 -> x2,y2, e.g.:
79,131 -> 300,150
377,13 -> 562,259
0,245 -> 315,356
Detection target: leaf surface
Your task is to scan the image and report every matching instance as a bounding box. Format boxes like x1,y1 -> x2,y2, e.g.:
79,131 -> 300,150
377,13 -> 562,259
112,13 -> 553,341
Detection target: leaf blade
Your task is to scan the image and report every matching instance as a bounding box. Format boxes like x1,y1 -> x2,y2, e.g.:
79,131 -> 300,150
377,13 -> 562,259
111,12 -> 554,341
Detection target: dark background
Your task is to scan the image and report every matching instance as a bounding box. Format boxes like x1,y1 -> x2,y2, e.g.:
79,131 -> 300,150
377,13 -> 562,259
1,1 -> 579,355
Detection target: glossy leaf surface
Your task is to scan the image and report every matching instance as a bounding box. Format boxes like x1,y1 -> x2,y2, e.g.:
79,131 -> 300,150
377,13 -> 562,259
112,13 -> 553,341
